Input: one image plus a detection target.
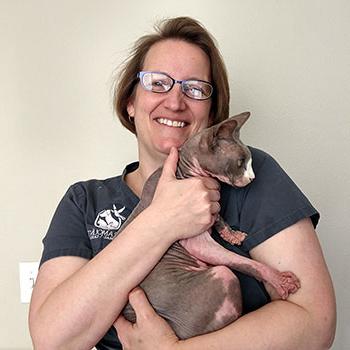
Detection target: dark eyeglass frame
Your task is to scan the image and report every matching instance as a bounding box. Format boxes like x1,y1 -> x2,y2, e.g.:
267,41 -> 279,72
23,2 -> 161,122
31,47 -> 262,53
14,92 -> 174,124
137,71 -> 214,100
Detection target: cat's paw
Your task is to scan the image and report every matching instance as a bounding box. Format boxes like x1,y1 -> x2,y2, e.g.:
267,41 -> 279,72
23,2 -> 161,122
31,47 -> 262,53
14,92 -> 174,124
219,227 -> 247,246
270,271 -> 301,300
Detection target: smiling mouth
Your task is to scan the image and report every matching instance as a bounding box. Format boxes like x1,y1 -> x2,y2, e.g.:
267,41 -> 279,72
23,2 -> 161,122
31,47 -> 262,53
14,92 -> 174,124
156,118 -> 187,128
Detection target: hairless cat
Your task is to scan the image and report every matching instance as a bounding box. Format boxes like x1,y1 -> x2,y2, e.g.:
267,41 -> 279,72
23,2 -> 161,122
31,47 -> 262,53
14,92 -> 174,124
119,112 -> 300,339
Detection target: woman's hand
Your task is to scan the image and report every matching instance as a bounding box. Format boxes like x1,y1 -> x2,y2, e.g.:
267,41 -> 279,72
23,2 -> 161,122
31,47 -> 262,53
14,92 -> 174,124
150,147 -> 221,241
114,288 -> 180,350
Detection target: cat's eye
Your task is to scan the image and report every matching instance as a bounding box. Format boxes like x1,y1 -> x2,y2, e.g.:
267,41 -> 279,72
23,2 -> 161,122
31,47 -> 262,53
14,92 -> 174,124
237,158 -> 245,168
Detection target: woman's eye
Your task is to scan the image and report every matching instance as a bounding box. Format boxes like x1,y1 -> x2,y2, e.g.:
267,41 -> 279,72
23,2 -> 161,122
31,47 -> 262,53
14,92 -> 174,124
186,86 -> 204,98
151,79 -> 170,91
152,80 -> 165,87
191,87 -> 203,97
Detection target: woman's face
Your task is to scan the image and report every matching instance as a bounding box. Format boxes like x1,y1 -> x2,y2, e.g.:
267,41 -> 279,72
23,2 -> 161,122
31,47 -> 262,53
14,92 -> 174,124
127,39 -> 212,164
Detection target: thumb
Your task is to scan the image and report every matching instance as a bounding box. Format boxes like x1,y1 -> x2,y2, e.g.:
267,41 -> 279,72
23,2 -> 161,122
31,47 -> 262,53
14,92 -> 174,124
160,147 -> 178,181
129,287 -> 156,321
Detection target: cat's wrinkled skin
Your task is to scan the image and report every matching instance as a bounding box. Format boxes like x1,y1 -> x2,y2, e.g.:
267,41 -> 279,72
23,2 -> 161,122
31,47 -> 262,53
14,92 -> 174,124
119,112 -> 300,339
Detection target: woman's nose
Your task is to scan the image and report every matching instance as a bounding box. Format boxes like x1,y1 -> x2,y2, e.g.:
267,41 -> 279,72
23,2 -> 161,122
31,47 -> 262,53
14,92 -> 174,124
163,84 -> 186,111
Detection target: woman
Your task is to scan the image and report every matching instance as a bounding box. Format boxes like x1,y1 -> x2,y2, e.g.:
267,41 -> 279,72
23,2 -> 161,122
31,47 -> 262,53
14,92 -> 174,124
29,17 -> 336,349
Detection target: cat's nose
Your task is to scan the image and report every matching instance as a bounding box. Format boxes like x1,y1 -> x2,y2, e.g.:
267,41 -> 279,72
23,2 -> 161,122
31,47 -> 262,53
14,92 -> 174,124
245,159 -> 255,182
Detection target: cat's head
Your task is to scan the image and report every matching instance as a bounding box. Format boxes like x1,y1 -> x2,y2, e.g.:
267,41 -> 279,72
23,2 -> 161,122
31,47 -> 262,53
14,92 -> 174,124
183,112 -> 255,187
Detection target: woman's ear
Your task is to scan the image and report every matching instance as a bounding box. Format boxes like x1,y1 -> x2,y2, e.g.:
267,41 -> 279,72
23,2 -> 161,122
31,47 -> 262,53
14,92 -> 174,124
127,100 -> 135,117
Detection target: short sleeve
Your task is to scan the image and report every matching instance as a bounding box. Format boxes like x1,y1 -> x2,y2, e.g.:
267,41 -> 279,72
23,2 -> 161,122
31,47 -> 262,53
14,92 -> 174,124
40,184 -> 93,266
239,148 -> 320,251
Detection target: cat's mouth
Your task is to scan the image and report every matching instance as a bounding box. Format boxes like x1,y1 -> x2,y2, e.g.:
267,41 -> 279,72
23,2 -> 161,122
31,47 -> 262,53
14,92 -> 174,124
233,176 -> 254,187
155,117 -> 188,128
213,175 -> 252,187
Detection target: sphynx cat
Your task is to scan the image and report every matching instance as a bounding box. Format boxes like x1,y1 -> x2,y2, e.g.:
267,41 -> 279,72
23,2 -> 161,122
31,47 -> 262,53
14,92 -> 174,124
119,112 -> 300,339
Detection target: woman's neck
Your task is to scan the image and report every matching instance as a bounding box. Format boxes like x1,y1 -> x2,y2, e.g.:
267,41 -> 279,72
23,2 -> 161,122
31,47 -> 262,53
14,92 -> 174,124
125,151 -> 166,198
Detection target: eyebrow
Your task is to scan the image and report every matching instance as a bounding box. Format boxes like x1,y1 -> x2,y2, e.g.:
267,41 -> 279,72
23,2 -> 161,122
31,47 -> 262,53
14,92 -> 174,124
158,71 -> 211,83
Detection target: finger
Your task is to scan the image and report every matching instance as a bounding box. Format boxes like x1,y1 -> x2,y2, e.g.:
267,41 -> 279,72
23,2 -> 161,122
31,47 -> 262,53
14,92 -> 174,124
210,201 -> 221,214
210,214 -> 218,227
208,189 -> 221,202
160,147 -> 178,180
202,177 -> 220,190
129,287 -> 156,321
113,314 -> 132,333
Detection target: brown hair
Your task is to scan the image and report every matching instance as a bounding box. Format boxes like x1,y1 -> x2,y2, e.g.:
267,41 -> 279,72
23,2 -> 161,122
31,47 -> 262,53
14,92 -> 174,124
113,16 -> 230,134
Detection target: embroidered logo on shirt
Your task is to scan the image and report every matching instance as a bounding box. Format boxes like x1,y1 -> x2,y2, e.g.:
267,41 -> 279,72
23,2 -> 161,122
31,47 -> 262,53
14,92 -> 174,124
94,205 -> 126,230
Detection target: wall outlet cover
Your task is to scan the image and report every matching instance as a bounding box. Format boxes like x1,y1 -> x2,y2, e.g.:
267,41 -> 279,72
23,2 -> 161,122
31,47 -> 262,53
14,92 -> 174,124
19,262 -> 39,303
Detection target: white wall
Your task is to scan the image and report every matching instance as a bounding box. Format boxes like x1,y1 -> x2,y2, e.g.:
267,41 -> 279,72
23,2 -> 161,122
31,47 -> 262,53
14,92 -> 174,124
1,0 -> 349,348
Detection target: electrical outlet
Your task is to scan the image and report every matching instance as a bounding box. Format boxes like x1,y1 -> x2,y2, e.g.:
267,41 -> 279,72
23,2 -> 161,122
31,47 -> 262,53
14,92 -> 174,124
19,262 -> 39,303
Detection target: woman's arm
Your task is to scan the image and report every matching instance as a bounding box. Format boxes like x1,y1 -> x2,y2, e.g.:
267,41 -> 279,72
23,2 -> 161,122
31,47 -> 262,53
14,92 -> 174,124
29,149 -> 221,350
115,218 -> 336,350
181,218 -> 336,350
29,206 -> 177,350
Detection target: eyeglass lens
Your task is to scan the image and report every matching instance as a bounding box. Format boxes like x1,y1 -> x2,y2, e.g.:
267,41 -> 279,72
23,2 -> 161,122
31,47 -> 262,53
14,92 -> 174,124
139,72 -> 213,100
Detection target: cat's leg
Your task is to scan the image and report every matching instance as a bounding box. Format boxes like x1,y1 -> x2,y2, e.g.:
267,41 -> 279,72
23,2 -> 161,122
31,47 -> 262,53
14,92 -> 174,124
123,244 -> 242,339
180,232 -> 300,300
214,215 -> 247,245
163,264 -> 242,339
117,169 -> 162,233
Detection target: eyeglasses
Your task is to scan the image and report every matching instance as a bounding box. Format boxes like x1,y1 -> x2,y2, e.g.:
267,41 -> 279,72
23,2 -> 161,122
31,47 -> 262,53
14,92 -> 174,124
137,71 -> 214,100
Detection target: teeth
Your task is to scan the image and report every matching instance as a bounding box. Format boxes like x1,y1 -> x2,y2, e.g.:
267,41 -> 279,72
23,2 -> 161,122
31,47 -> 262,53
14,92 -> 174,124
157,118 -> 185,128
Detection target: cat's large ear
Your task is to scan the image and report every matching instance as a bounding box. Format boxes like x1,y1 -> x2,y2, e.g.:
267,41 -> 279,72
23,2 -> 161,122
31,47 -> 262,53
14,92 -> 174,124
232,112 -> 250,131
215,112 -> 250,139
199,112 -> 250,153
